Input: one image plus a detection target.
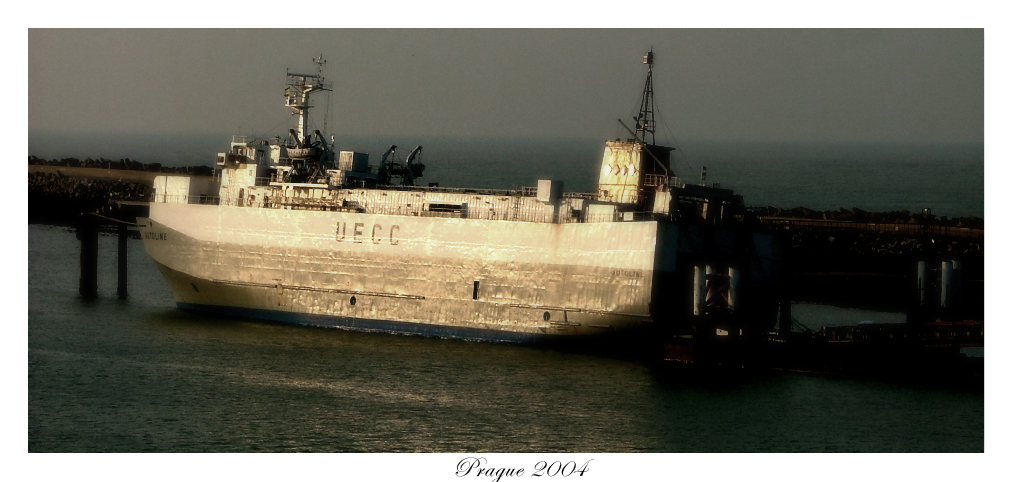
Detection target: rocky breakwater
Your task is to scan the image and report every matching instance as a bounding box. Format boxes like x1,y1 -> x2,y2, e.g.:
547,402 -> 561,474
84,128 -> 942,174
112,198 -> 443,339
28,156 -> 215,224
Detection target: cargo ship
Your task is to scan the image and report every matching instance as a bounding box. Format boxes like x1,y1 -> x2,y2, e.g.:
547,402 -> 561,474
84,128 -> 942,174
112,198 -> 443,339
138,52 -> 783,344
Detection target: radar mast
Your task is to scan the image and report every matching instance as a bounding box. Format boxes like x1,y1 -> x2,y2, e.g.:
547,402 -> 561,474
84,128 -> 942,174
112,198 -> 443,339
284,55 -> 333,140
635,49 -> 656,145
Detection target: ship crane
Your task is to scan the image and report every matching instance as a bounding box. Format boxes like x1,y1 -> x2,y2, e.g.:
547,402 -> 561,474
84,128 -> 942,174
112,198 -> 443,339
381,145 -> 398,164
404,146 -> 425,186
377,145 -> 398,185
377,145 -> 426,186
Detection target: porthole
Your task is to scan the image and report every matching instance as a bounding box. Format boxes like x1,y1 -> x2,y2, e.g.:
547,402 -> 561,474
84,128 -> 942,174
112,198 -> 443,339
543,311 -> 551,321
350,296 -> 356,306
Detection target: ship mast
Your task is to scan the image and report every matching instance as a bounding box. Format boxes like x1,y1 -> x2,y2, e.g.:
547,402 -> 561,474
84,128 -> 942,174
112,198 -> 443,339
635,49 -> 656,145
285,55 -> 333,141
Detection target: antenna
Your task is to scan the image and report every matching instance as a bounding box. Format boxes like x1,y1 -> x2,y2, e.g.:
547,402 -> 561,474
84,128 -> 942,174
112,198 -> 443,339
316,54 -> 331,135
314,54 -> 326,76
635,49 -> 656,145
285,56 -> 333,139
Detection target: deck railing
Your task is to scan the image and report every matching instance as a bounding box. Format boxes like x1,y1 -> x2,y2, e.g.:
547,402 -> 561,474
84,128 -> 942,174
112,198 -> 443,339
262,194 -> 655,224
151,183 -> 658,224
151,193 -> 221,205
643,174 -> 667,187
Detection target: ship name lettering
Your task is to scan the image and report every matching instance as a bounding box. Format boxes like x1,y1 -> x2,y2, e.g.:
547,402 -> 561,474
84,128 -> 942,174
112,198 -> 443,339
612,268 -> 642,278
455,457 -> 523,482
335,221 -> 400,246
144,232 -> 168,241
352,222 -> 365,243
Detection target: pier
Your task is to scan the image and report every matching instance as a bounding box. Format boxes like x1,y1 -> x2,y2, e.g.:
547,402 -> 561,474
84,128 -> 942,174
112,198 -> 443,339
27,159 -> 206,299
664,206 -> 984,375
73,202 -> 150,300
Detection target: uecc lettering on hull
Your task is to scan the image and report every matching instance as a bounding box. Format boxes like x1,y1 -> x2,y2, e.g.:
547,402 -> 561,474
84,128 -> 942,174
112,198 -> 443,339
139,52 -> 783,345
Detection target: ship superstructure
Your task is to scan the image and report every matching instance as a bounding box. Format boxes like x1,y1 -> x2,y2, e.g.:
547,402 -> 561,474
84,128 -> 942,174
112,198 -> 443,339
139,52 -> 782,344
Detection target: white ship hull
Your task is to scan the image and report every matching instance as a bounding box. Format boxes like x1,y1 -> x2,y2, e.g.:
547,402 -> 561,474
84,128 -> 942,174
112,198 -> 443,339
139,202 -> 663,342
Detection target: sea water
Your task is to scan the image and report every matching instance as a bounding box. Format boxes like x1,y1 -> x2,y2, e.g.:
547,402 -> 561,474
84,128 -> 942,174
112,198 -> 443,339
27,135 -> 984,452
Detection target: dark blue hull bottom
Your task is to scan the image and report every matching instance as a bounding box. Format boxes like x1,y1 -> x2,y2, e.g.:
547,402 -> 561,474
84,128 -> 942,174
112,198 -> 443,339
177,302 -> 562,344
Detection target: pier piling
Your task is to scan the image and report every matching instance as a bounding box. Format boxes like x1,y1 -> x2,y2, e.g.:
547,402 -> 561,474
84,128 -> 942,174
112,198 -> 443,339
693,265 -> 706,316
118,223 -> 128,299
77,217 -> 98,299
941,260 -> 953,311
952,259 -> 963,313
917,260 -> 927,307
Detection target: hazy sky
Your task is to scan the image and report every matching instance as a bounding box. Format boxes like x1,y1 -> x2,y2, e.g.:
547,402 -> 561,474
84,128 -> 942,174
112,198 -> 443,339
28,29 -> 983,144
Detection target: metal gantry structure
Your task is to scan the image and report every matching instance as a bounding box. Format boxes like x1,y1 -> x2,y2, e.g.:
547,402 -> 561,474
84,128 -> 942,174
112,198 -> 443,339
635,49 -> 656,146
285,55 -> 333,141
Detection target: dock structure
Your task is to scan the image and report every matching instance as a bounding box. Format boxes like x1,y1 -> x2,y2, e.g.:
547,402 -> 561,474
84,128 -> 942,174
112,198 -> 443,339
663,208 -> 983,373
818,320 -> 983,348
755,319 -> 984,377
75,202 -> 150,300
753,216 -> 983,241
747,207 -> 985,321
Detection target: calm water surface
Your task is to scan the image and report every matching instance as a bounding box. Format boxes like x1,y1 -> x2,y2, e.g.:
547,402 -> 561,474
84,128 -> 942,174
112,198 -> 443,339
28,225 -> 982,452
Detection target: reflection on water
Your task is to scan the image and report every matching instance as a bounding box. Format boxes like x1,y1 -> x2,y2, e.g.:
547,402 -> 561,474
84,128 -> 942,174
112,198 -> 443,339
28,224 -> 983,452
